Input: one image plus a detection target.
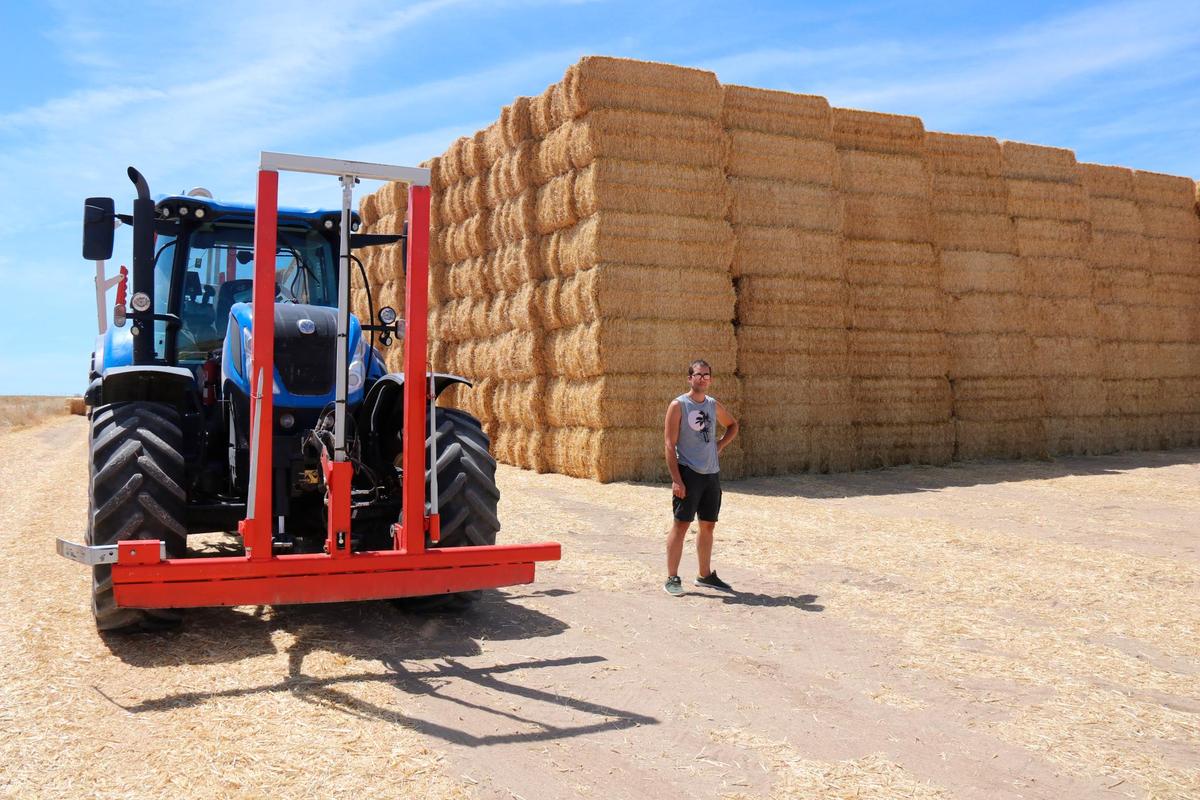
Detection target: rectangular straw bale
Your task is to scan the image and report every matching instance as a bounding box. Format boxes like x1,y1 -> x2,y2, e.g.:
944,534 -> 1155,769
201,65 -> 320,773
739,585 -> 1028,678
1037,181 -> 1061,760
548,426 -> 666,482
1006,179 -> 1089,221
1030,336 -> 1103,376
1079,163 -> 1135,199
1088,230 -> 1148,269
940,251 -> 1022,294
849,330 -> 949,378
1107,342 -> 1193,378
728,177 -> 841,230
1148,272 -> 1200,305
741,425 -> 854,475
832,108 -> 925,156
933,211 -> 1016,253
486,140 -> 536,204
535,172 -> 578,234
469,329 -> 544,380
440,213 -> 489,262
504,282 -> 542,332
1022,257 -> 1095,299
444,256 -> 491,299
493,425 -> 550,473
1013,218 -> 1089,258
489,190 -> 537,246
1105,378 -> 1162,415
480,121 -> 506,167
500,96 -> 533,148
1089,197 -> 1144,233
376,180 -> 410,218
726,131 -> 837,184
1041,377 -> 1106,417
849,283 -> 942,322
735,276 -> 847,329
1022,298 -> 1099,340
731,228 -> 842,279
534,109 -> 726,182
1043,416 -> 1108,456
529,82 -> 568,140
545,212 -> 734,276
925,132 -> 1001,177
1132,170 -> 1196,207
842,194 -> 931,243
837,150 -> 929,196
1140,205 -> 1200,239
1097,304 -> 1191,342
440,175 -> 487,224
1155,379 -> 1200,414
943,292 -> 1029,334
721,85 -> 832,138
1000,141 -> 1079,183
854,422 -> 954,468
739,377 -> 852,425
490,378 -> 547,426
951,377 -> 1045,420
575,160 -> 729,219
844,241 -> 937,287
552,264 -> 734,329
954,419 -> 1046,460
930,174 -> 1008,214
545,374 -> 743,429
545,319 -> 736,379
358,191 -> 381,229
854,377 -> 953,424
1145,237 -> 1200,273
949,333 -> 1037,378
495,238 -> 544,291
1093,268 -> 1150,305
736,326 -> 848,377
563,56 -> 722,119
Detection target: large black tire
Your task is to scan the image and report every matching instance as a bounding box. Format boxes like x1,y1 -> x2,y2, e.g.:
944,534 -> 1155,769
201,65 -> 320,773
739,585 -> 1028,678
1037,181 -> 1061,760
393,408 -> 499,612
426,408 -> 500,549
87,402 -> 188,631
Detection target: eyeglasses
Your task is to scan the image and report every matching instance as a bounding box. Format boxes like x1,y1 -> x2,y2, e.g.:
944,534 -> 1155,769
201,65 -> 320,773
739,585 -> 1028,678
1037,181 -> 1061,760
690,373 -> 711,378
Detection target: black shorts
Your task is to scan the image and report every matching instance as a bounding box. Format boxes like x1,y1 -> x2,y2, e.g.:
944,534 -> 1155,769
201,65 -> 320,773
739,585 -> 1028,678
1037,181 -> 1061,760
672,465 -> 722,523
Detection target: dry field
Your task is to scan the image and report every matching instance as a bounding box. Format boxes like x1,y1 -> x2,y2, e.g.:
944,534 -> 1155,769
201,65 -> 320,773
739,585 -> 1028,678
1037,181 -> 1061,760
1,415 -> 1197,799
0,395 -> 77,432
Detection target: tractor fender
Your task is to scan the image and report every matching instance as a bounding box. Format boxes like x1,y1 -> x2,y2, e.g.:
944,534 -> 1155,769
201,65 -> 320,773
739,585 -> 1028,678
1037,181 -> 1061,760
96,365 -> 197,410
356,372 -> 472,467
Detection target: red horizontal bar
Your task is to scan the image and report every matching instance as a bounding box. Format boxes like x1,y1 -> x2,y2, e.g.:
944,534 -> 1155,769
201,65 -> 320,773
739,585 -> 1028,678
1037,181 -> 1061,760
113,542 -> 561,585
115,563 -> 536,608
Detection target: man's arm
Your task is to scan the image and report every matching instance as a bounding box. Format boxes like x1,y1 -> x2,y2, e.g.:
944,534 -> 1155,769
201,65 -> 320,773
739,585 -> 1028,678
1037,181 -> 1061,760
715,400 -> 739,455
664,400 -> 686,498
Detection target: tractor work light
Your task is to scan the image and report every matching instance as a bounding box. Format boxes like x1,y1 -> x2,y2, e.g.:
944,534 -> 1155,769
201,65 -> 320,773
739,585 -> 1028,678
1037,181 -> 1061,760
323,219 -> 334,230
378,306 -> 397,325
130,292 -> 152,312
279,413 -> 295,430
179,206 -> 189,216
194,207 -> 206,219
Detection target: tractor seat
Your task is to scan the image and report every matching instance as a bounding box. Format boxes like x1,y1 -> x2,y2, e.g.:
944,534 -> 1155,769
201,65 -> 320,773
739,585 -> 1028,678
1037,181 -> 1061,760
215,279 -> 254,335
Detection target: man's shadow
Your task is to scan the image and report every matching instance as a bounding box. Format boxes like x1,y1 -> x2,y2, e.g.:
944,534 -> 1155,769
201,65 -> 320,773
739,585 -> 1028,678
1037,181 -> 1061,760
687,591 -> 824,611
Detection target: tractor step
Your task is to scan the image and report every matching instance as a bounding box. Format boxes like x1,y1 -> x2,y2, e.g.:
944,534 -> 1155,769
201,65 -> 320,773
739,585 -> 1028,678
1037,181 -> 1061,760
57,538 -> 167,566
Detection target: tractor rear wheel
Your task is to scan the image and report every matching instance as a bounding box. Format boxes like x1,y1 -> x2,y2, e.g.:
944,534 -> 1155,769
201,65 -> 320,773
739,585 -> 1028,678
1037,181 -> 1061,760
87,402 -> 188,632
393,408 -> 499,611
426,408 -> 500,549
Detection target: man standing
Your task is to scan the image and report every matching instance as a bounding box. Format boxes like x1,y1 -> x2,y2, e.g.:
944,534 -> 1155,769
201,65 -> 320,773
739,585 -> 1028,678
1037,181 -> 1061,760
663,359 -> 739,596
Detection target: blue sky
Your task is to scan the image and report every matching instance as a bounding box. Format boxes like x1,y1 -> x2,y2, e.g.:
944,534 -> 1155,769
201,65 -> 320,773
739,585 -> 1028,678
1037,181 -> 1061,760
1,0 -> 1198,394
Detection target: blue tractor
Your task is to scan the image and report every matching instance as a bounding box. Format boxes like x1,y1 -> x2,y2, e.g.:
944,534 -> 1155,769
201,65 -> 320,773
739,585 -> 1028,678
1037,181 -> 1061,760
78,166 -> 502,630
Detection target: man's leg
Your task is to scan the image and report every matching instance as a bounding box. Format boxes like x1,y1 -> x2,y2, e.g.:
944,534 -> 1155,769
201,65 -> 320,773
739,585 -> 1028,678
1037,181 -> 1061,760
667,519 -> 689,577
696,521 -> 715,578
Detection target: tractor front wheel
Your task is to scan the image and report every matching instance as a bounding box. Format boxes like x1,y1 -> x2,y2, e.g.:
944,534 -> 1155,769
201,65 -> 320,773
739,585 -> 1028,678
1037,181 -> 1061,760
87,402 -> 188,631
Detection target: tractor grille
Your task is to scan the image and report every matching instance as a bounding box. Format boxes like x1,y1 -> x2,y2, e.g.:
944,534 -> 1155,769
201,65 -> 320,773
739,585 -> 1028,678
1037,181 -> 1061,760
275,305 -> 337,396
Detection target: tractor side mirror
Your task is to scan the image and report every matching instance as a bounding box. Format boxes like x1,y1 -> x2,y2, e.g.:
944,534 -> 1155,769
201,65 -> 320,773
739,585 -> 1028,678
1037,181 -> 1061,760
83,197 -> 115,260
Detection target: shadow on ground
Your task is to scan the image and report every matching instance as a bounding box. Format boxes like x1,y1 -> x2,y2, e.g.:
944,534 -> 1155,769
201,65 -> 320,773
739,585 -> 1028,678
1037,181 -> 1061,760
688,591 -> 824,611
100,588 -> 659,745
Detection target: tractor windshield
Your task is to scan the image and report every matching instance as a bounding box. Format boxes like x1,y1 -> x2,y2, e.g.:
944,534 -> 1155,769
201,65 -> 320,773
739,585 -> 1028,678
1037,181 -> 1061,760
174,223 -> 337,362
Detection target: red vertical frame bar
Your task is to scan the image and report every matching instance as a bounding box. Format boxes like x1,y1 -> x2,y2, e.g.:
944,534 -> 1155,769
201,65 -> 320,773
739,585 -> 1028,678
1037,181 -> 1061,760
401,185 -> 430,555
244,168 -> 278,561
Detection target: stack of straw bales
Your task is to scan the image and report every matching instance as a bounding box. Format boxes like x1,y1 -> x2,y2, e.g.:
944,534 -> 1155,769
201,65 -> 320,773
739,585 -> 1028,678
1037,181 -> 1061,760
352,182 -> 409,373
929,133 -> 1045,459
353,55 -> 1200,482
834,109 -> 954,468
429,57 -> 743,481
1002,143 -> 1105,455
1086,166 -> 1200,449
722,87 -> 852,473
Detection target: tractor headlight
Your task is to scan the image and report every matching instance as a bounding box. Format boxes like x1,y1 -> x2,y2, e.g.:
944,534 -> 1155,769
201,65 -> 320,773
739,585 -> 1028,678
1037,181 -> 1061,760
243,328 -> 253,381
348,334 -> 367,392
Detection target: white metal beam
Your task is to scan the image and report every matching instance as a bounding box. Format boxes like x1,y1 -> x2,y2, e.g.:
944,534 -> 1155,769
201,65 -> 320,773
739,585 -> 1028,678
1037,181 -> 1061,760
259,151 -> 430,185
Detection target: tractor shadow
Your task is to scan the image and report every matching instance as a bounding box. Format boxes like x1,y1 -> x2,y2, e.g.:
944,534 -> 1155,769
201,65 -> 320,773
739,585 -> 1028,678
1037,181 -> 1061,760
102,588 -> 659,746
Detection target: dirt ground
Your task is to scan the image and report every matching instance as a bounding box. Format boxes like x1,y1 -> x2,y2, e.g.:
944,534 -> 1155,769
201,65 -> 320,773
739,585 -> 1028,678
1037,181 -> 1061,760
1,415 -> 1197,799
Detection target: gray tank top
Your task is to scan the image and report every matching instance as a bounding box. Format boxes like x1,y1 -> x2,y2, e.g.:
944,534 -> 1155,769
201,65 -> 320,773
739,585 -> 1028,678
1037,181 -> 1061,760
675,394 -> 720,475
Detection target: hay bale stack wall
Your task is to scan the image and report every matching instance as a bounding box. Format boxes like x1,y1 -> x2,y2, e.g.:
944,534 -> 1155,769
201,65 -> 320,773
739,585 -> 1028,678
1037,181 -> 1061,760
355,56 -> 1200,481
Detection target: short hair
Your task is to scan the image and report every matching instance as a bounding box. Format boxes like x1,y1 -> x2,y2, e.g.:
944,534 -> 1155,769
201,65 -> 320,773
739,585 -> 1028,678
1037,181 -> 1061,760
688,359 -> 711,376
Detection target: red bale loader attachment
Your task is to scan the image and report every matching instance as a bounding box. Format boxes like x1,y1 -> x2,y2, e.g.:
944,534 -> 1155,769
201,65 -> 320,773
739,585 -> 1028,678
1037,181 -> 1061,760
58,153 -> 559,623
